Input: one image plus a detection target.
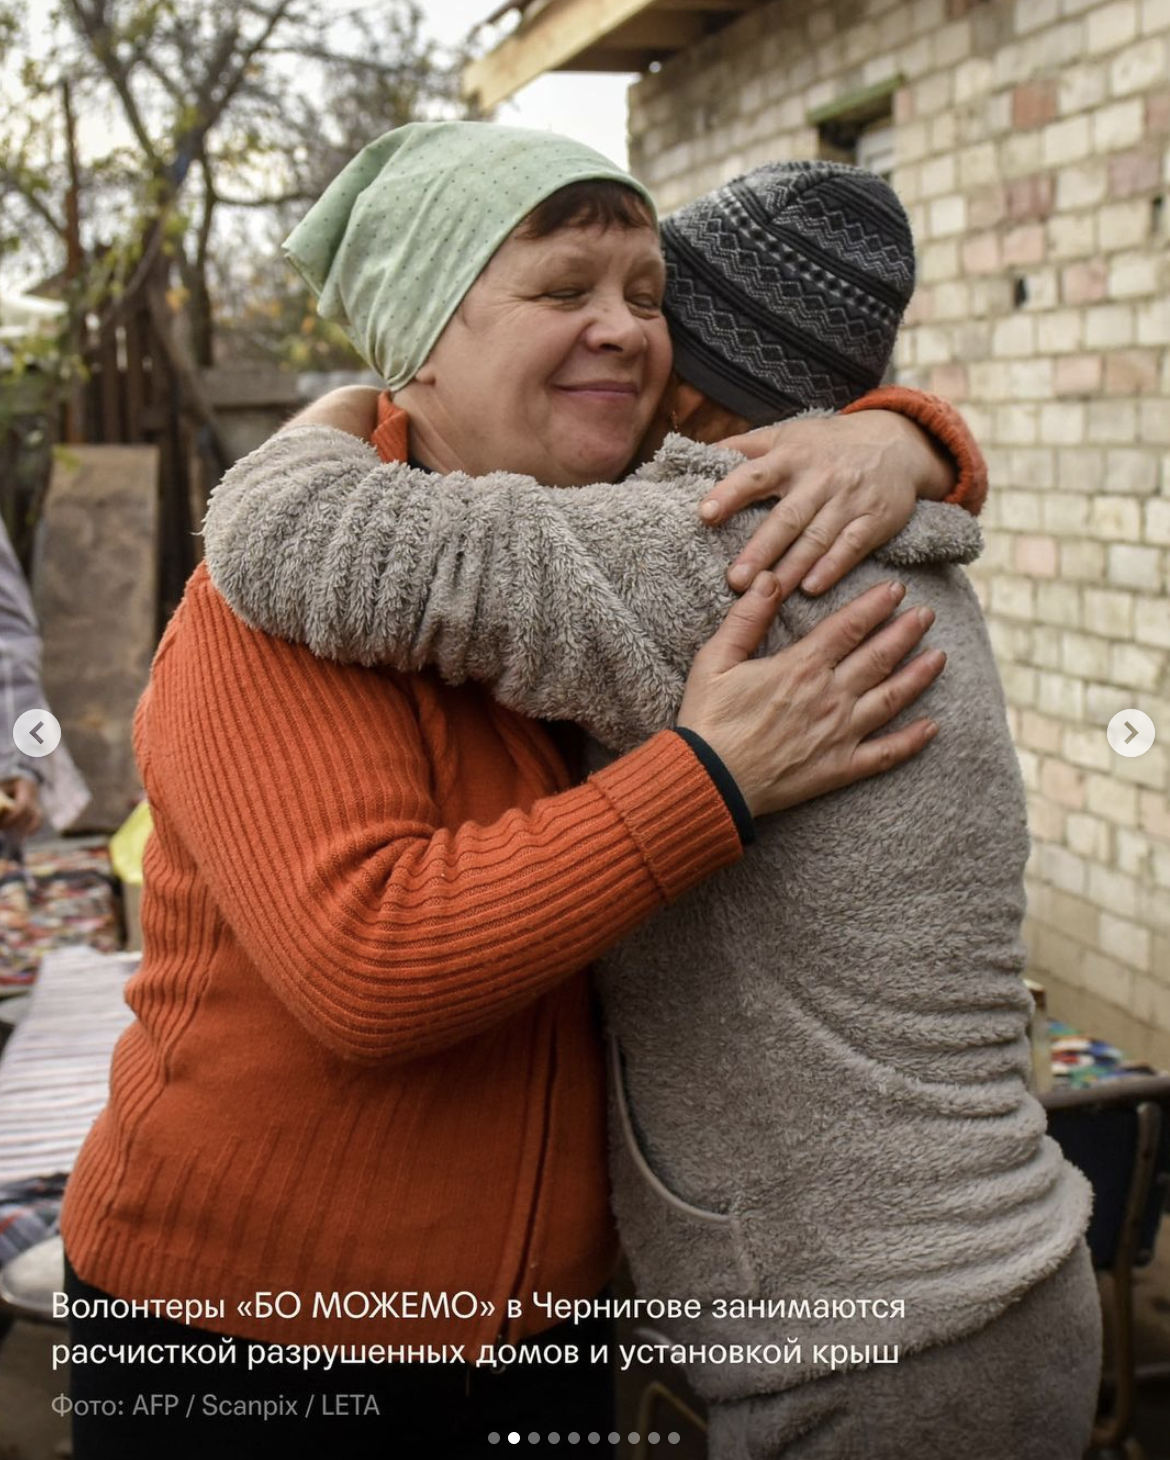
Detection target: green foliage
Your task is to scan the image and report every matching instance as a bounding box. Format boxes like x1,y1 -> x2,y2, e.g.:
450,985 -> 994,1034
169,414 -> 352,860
0,7 -> 17,60
217,279 -> 365,373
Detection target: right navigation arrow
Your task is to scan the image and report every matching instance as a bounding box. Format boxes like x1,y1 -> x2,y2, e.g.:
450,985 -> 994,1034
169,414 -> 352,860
1124,721 -> 1138,744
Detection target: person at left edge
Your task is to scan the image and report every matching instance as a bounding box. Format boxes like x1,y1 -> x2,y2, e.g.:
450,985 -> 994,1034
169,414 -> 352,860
0,516 -> 89,855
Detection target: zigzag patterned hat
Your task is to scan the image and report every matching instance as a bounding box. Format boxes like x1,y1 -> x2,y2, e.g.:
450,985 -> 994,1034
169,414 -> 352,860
661,161 -> 915,426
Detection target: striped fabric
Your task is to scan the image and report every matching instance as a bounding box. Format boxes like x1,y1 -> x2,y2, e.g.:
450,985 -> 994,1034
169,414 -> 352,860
0,1174 -> 66,1265
0,946 -> 137,1186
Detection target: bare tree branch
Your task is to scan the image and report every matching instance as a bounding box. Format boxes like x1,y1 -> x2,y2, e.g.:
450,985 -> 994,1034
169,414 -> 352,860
136,53 -> 187,107
0,169 -> 67,239
194,148 -> 215,273
63,0 -> 166,176
200,1 -> 295,133
214,189 -> 316,208
266,43 -> 427,73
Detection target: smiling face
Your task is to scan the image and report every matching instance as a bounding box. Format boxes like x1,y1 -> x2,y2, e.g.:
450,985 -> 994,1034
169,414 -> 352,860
396,207 -> 672,487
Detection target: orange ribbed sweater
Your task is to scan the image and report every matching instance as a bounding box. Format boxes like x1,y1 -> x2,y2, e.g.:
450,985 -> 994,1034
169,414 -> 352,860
62,557 -> 742,1350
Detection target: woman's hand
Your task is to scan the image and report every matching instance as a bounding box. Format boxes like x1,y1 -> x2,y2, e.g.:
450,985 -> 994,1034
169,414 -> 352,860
676,574 -> 943,819
282,385 -> 382,439
0,776 -> 43,838
698,411 -> 955,599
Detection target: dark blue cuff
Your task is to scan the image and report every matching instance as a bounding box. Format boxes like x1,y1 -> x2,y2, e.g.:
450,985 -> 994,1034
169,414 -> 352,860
672,727 -> 756,848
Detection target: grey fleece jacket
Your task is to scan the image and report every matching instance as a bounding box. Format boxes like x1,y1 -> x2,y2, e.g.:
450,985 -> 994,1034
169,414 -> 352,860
202,428 -> 1092,1403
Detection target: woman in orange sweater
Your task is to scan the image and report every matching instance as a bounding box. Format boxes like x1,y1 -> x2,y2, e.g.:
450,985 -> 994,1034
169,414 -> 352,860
61,123 -> 951,1459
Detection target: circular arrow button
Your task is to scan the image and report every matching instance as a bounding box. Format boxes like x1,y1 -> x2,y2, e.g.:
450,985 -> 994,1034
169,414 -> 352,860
12,708 -> 62,759
1106,709 -> 1155,758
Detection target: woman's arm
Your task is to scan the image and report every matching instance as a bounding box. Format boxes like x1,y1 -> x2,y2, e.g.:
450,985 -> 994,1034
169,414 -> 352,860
145,569 -> 940,1062
276,382 -> 986,598
706,388 -> 988,596
204,429 -> 745,748
143,575 -> 742,1063
204,426 -> 973,751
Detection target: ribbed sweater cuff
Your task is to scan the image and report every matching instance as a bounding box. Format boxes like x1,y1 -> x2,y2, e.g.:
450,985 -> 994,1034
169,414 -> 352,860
589,730 -> 744,903
672,727 -> 756,847
844,386 -> 989,516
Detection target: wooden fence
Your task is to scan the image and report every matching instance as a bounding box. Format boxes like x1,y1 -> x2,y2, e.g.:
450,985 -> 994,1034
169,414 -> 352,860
75,276 -> 202,628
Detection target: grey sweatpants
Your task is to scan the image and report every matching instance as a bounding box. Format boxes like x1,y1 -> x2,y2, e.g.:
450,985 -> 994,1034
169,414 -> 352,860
706,1241 -> 1101,1460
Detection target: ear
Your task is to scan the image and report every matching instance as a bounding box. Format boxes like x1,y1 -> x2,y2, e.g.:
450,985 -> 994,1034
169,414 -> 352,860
686,391 -> 753,445
672,379 -> 707,430
635,370 -> 683,462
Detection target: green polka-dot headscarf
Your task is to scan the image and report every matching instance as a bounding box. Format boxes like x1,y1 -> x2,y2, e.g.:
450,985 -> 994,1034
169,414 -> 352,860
283,121 -> 657,389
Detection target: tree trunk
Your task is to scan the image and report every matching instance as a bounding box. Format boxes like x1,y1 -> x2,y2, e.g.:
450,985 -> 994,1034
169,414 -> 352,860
187,262 -> 215,368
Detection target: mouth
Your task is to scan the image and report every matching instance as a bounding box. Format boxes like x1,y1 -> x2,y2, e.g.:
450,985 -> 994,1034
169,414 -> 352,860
555,381 -> 641,402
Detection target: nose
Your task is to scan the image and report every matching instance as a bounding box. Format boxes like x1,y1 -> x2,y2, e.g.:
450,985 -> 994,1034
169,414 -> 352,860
581,291 -> 647,355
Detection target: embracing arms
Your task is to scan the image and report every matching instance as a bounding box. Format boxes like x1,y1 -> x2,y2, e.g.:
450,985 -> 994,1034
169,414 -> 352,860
204,400 -> 976,751
147,566 -> 940,1059
205,429 -> 748,748
708,388 -> 986,594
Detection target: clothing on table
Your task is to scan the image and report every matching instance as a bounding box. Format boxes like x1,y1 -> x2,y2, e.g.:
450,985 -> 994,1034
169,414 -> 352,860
61,416 -> 746,1357
0,843 -> 121,990
0,1173 -> 67,1265
0,948 -> 138,1189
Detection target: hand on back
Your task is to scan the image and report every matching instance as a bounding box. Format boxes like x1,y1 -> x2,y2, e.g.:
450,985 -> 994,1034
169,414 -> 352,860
698,410 -> 954,599
677,574 -> 944,819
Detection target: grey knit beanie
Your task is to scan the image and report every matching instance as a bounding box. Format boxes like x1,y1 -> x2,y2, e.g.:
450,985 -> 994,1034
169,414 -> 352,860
661,161 -> 916,425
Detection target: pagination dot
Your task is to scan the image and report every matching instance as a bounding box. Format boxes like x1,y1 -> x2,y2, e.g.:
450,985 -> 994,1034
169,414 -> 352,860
486,1431 -> 694,1446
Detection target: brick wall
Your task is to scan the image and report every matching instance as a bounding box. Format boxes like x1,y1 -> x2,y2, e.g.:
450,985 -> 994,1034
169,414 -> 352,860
628,0 -> 1170,1065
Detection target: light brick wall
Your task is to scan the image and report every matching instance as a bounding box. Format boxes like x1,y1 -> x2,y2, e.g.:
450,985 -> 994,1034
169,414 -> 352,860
628,0 -> 1170,1065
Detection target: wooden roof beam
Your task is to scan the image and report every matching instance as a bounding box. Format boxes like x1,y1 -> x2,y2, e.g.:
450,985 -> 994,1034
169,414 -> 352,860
552,48 -> 664,71
463,0 -> 660,109
604,11 -> 711,48
656,0 -> 756,9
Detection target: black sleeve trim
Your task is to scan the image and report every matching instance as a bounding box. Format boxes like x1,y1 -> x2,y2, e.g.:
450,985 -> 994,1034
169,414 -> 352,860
671,727 -> 756,848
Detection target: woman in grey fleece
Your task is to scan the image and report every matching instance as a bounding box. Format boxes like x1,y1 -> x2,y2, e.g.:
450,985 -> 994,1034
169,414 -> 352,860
201,167 -> 1099,1458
